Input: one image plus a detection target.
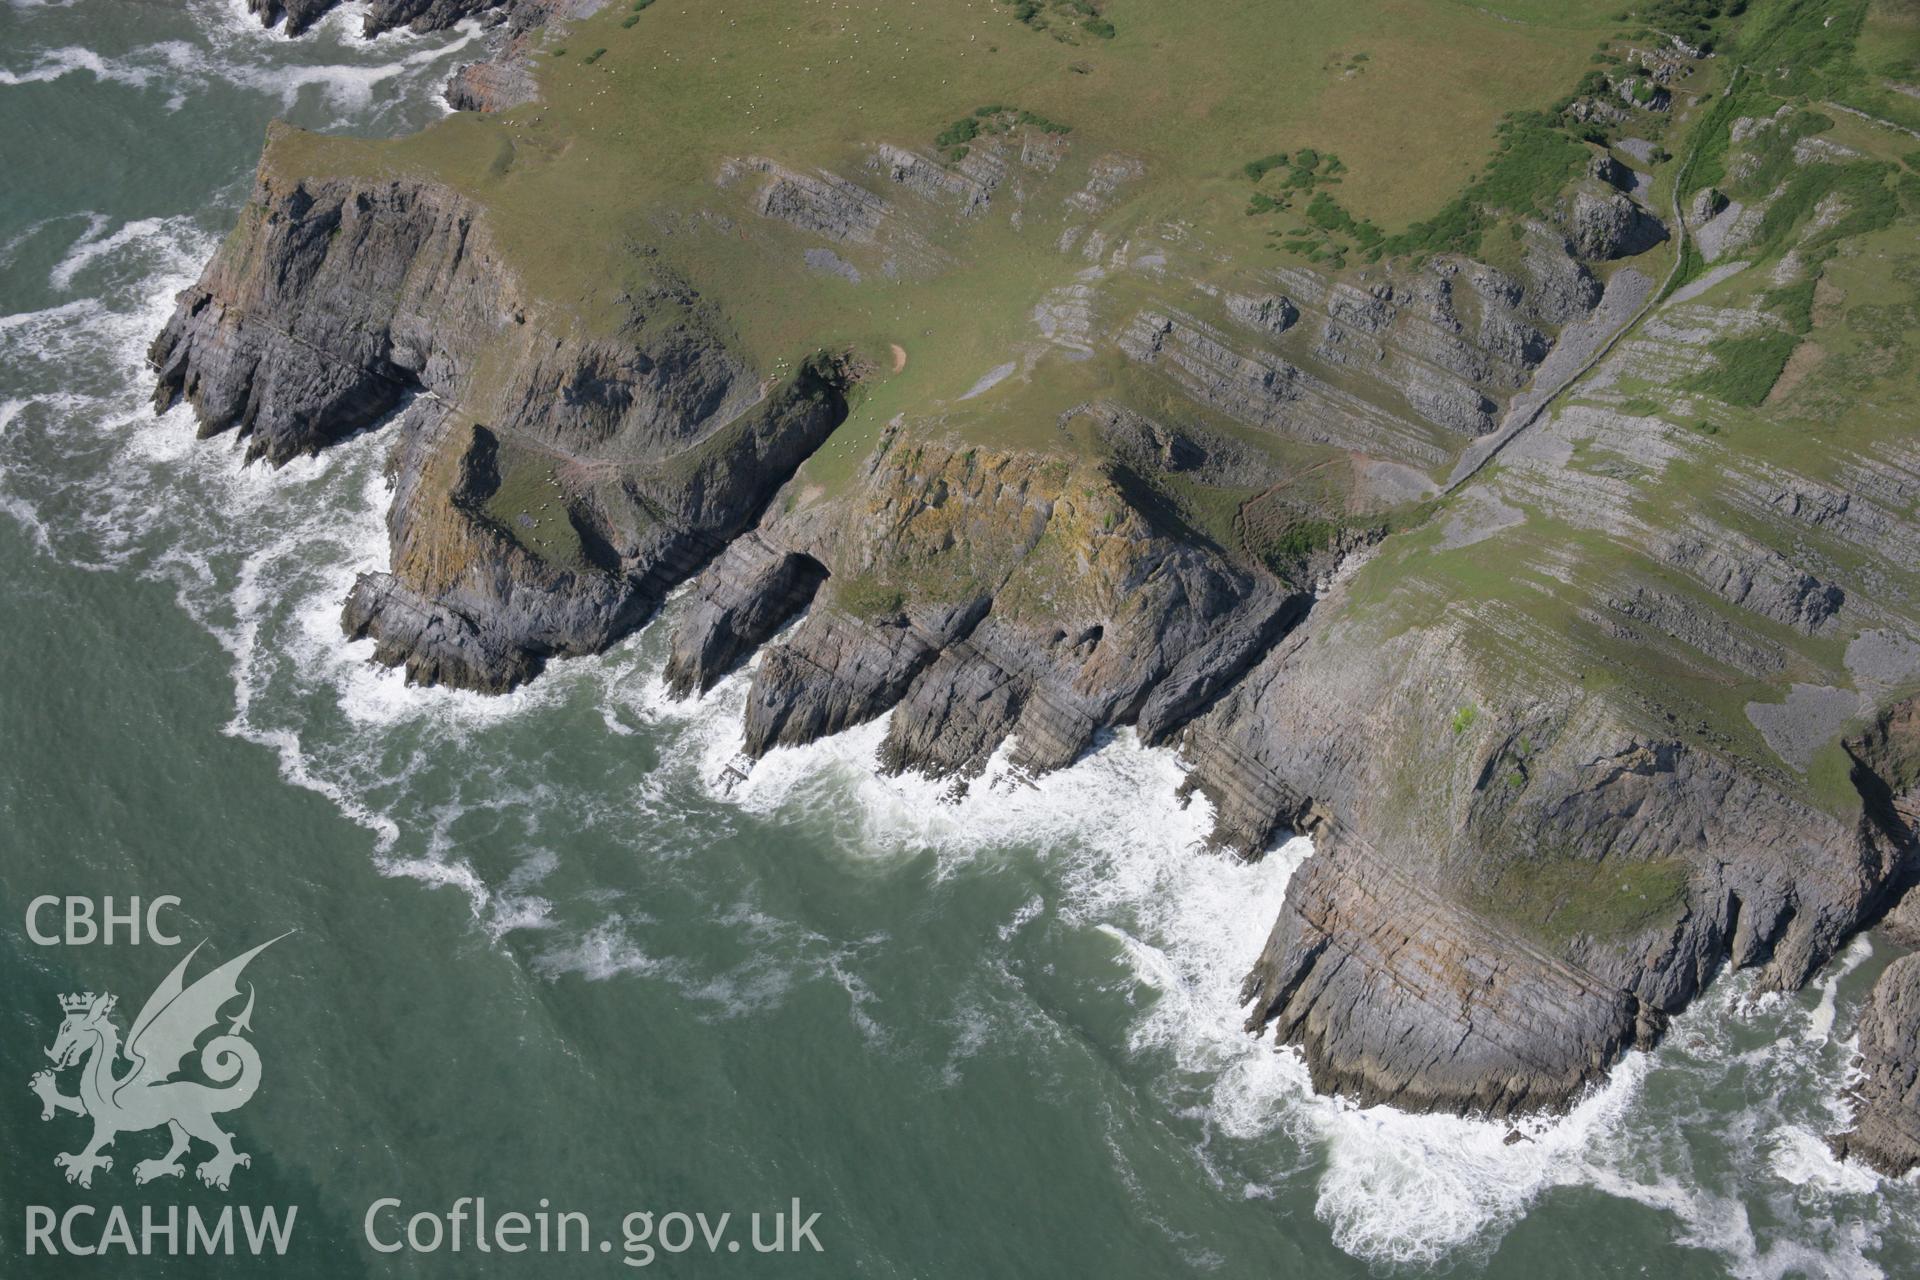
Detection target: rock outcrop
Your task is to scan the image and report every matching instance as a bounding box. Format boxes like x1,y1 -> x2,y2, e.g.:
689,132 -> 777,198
151,173 -> 510,467
1570,188 -> 1670,261
447,51 -> 538,114
340,353 -> 847,690
670,424 -> 1307,782
663,534 -> 828,698
1830,955 -> 1920,1175
1240,833 -> 1650,1118
246,0 -> 523,37
1589,152 -> 1636,192
360,0 -> 508,36
1686,187 -> 1730,227
155,27 -> 1920,1135
244,0 -> 340,38
1183,598 -> 1918,1116
151,160 -> 851,691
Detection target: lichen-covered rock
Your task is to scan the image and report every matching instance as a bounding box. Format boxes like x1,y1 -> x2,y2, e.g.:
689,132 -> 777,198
155,55 -> 1920,1134
674,427 -> 1303,780
1589,152 -> 1635,192
1570,189 -> 1670,260
338,419 -> 648,692
1182,589 -> 1915,1116
340,354 -> 850,691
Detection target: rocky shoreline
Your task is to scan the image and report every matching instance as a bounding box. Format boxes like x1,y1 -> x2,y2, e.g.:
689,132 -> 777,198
152,2 -> 1920,1165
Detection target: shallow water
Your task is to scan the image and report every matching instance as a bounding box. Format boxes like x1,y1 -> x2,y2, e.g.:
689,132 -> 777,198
0,4 -> 1914,1276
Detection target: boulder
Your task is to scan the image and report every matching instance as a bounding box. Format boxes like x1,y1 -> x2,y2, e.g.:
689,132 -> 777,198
1570,189 -> 1670,260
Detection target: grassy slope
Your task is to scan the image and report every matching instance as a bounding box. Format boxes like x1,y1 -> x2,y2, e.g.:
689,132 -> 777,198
1330,0 -> 1920,856
262,0 -> 1618,502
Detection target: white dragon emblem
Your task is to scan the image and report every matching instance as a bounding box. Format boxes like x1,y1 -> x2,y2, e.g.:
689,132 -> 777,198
29,935 -> 287,1191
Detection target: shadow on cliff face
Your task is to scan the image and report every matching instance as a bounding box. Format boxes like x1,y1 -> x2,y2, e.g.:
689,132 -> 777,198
333,351 -> 855,694
148,164 -> 859,694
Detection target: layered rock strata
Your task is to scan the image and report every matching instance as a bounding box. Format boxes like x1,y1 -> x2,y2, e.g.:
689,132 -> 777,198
151,165 -> 850,691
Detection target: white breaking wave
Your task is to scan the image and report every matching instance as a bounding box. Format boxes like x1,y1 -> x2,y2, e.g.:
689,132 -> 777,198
0,32 -> 481,112
1,0 -> 480,120
617,672 -> 1910,1272
49,214 -> 200,292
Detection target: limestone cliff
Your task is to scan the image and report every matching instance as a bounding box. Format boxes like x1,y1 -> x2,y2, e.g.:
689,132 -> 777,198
667,416 -> 1308,783
1829,698 -> 1920,1172
1196,616 -> 1912,1116
1831,954 -> 1920,1176
152,157 -> 850,691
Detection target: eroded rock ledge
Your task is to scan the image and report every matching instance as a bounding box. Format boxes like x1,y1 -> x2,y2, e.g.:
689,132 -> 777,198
665,421 -> 1315,787
1188,614 -> 1918,1116
151,164 -> 851,691
1239,832 -> 1650,1119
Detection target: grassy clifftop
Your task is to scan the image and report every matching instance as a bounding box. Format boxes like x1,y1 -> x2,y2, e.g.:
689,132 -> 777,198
259,0 -> 1633,486
1330,3 -> 1920,830
243,0 -> 1919,794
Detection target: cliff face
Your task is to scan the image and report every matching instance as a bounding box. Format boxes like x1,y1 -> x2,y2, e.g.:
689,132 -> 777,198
151,174 -> 510,467
1829,699 -> 1920,1173
1832,954 -> 1920,1176
1195,610 -> 1912,1116
667,419 -> 1308,783
1236,832 -> 1648,1118
152,162 -> 850,691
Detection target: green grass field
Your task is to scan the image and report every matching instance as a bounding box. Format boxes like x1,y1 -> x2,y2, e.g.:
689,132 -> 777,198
268,0 -> 1618,394
1322,0 -> 1920,837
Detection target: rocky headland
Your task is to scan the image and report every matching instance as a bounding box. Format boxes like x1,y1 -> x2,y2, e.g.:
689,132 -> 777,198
156,0 -> 1920,1158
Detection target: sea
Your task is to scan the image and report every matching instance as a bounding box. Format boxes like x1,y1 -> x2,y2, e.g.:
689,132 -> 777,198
0,3 -> 1914,1276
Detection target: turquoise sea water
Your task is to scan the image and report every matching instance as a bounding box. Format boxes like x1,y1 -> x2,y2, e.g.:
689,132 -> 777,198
1,4 -> 1915,1276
